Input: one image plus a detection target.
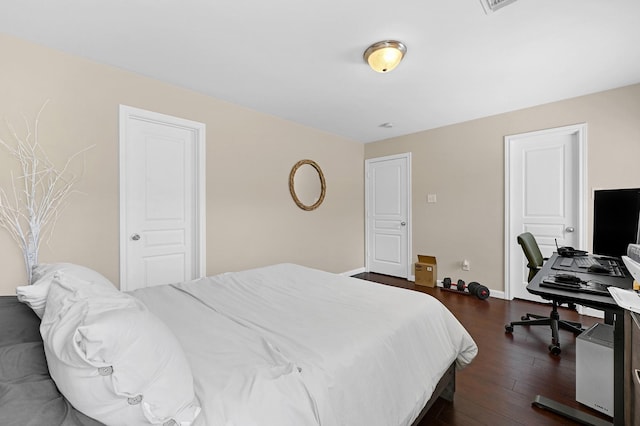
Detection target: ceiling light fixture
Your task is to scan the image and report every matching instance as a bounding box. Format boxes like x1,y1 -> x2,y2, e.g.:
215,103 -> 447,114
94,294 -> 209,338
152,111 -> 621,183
363,40 -> 407,73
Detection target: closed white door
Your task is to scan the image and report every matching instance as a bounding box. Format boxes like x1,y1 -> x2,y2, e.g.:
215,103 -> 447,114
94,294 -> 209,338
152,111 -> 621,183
505,124 -> 586,301
365,153 -> 411,278
120,106 -> 206,291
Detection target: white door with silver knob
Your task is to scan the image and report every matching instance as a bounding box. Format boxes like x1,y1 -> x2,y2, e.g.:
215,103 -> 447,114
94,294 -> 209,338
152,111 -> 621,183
365,153 -> 411,279
120,106 -> 206,291
506,124 -> 585,302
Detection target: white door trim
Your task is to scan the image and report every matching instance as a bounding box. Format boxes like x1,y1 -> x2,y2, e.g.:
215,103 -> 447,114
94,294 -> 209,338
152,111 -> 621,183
119,105 -> 206,291
504,123 -> 587,300
364,152 -> 412,279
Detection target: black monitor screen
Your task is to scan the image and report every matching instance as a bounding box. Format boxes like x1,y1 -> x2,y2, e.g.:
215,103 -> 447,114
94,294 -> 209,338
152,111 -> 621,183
593,188 -> 640,257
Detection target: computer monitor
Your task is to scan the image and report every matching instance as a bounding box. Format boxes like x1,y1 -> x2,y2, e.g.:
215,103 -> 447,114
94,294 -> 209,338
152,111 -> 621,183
593,188 -> 640,258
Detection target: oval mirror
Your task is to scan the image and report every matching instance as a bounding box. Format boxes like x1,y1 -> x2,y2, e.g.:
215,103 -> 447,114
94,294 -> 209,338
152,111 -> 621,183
289,159 -> 326,211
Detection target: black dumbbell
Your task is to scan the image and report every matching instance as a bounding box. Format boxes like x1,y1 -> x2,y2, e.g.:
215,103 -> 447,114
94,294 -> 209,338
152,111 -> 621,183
443,278 -> 470,292
468,281 -> 490,300
443,277 -> 468,291
442,277 -> 467,291
442,277 -> 453,288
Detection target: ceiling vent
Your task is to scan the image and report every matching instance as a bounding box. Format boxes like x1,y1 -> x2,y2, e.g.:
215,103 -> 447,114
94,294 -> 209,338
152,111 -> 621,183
480,0 -> 519,14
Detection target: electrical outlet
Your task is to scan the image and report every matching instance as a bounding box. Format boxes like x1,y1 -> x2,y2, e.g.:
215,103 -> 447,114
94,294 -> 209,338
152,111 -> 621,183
462,259 -> 470,271
427,194 -> 437,203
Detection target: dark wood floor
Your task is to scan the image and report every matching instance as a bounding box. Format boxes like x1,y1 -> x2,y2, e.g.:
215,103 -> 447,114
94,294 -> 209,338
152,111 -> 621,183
353,272 -> 611,426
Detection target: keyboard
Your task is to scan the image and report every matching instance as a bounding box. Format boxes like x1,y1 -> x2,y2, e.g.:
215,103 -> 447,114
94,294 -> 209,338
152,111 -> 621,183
559,256 -> 599,267
602,259 -> 626,277
554,256 -> 626,277
574,257 -> 601,268
560,257 -> 574,267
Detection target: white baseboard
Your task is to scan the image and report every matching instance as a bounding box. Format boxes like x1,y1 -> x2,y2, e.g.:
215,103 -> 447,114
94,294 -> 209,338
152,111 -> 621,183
342,267 -> 365,276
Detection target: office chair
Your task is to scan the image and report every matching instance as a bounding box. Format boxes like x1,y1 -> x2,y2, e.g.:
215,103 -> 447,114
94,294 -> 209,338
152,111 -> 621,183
505,232 -> 583,355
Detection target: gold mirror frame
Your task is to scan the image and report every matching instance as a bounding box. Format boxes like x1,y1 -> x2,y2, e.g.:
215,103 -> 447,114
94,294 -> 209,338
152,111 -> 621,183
289,159 -> 326,211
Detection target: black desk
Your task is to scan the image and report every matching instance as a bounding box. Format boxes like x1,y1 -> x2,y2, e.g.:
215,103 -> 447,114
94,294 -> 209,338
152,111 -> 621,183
526,253 -> 632,426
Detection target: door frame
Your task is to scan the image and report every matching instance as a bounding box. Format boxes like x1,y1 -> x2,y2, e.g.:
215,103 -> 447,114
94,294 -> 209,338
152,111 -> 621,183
504,123 -> 587,300
364,152 -> 412,279
119,105 -> 206,291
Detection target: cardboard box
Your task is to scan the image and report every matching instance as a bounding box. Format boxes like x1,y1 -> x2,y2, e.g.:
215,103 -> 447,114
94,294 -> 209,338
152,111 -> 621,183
415,255 -> 437,287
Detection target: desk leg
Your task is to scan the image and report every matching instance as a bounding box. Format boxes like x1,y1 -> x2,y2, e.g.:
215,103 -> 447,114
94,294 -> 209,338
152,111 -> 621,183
613,311 -> 624,426
532,396 -> 612,426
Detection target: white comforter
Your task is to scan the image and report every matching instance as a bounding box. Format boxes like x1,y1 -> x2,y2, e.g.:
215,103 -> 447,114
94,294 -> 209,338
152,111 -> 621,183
130,264 -> 477,426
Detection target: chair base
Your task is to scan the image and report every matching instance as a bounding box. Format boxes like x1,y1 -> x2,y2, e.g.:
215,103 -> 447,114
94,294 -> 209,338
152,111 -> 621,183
505,302 -> 584,355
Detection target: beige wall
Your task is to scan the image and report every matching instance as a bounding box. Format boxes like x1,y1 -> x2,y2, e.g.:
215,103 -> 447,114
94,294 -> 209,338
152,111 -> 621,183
0,34 -> 365,295
365,84 -> 640,293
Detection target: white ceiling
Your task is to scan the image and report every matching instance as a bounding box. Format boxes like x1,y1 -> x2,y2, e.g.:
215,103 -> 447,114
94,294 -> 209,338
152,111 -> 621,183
2,0 -> 640,143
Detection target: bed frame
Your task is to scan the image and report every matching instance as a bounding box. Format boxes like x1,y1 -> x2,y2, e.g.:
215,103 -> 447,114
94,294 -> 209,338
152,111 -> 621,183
411,362 -> 456,425
1,295 -> 456,426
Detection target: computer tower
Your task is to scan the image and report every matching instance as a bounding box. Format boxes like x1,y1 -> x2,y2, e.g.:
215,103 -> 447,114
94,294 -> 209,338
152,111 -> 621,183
576,323 -> 614,416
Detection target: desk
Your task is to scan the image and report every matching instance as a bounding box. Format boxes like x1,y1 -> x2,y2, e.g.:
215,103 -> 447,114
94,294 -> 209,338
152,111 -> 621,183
526,253 -> 632,426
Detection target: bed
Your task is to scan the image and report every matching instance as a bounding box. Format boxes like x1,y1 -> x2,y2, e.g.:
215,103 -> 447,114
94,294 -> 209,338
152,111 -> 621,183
4,262 -> 478,426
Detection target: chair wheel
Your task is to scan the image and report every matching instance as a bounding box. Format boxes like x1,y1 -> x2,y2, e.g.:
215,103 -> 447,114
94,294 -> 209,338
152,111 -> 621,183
521,315 -> 529,321
505,325 -> 514,333
549,345 -> 561,355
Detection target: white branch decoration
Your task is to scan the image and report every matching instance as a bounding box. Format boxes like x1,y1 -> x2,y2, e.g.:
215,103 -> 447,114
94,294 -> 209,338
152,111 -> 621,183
0,101 -> 93,284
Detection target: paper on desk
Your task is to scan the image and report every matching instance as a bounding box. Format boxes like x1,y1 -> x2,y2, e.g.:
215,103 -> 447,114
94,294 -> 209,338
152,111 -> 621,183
608,287 -> 640,314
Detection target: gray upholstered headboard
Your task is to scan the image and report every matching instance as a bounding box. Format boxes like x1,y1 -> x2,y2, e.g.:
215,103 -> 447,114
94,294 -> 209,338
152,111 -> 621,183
0,296 -> 103,426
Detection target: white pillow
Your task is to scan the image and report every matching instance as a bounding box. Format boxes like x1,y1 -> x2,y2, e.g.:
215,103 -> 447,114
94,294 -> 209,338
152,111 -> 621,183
16,263 -> 114,318
40,272 -> 201,426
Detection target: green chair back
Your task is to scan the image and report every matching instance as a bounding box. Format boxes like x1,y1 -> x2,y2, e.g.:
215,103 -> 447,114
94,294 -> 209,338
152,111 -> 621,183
517,232 -> 544,282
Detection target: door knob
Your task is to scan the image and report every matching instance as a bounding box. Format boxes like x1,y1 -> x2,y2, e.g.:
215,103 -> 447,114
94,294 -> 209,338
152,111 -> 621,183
400,222 -> 406,226
565,227 -> 575,233
131,233 -> 141,241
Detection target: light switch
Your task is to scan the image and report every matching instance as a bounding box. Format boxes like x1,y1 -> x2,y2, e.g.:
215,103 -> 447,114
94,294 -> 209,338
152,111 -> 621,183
427,194 -> 437,203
